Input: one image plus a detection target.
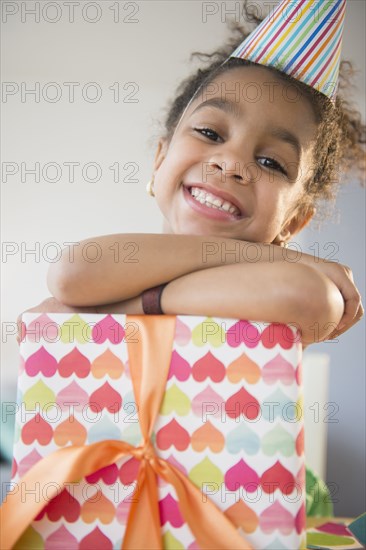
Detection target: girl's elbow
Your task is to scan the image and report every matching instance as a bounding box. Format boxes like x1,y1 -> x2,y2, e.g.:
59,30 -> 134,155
329,274 -> 344,311
47,260 -> 77,305
316,278 -> 344,338
298,269 -> 344,344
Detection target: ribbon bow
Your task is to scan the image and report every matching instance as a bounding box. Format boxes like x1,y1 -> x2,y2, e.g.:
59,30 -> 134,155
0,315 -> 252,549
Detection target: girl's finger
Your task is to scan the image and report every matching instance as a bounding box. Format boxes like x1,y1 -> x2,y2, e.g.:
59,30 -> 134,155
16,316 -> 25,345
327,301 -> 364,341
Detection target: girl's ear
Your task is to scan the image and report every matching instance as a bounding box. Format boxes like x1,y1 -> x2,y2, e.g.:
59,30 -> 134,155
276,206 -> 316,243
153,138 -> 168,173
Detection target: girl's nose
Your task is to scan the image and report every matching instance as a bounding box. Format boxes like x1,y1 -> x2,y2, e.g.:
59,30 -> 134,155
205,159 -> 248,185
205,143 -> 255,185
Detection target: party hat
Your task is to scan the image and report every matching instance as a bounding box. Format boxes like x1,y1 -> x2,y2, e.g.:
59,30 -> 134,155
228,0 -> 347,101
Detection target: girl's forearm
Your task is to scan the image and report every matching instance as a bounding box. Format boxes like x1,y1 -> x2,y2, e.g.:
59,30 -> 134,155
96,261 -> 344,345
47,233 -> 296,306
161,262 -> 344,344
48,233 -> 215,306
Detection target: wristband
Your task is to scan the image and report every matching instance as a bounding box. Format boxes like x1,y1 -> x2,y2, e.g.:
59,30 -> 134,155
142,283 -> 168,314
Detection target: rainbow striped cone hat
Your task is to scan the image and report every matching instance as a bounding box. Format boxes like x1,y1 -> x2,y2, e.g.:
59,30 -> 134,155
173,0 -> 346,132
228,0 -> 347,101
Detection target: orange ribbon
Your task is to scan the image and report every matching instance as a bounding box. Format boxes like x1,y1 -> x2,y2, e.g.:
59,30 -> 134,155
0,315 -> 252,550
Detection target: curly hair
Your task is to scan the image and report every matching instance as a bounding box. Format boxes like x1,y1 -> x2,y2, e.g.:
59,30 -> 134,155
154,1 -> 365,228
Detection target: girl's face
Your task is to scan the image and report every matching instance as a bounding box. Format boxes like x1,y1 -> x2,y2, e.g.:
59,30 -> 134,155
152,65 -> 318,244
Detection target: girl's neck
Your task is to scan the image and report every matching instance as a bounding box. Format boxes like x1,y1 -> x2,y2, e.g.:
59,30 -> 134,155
162,219 -> 173,234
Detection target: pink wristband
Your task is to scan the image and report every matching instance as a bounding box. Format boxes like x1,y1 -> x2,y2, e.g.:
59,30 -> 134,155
141,283 -> 167,314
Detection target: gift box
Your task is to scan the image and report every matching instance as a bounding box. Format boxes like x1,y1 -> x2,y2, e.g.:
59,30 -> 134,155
1,312 -> 306,549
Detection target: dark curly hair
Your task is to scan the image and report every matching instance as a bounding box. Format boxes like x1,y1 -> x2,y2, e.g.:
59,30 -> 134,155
153,1 -> 365,229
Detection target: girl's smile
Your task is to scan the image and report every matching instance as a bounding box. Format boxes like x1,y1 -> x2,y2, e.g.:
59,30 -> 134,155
182,184 -> 244,221
152,65 -> 319,244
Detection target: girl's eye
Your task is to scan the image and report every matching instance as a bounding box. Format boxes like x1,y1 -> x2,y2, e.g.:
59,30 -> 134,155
194,127 -> 222,142
194,127 -> 288,177
257,157 -> 288,176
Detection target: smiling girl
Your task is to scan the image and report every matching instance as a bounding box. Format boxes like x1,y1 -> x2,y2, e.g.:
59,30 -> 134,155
22,2 -> 364,346
12,0 -> 366,534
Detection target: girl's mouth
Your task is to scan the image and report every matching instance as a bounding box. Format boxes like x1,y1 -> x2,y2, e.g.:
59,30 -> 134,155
182,185 -> 244,221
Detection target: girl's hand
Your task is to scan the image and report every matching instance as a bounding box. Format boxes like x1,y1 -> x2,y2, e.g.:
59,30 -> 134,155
16,297 -> 100,345
299,257 -> 364,339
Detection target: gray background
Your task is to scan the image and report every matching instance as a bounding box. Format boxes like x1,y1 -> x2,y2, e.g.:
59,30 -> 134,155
1,1 -> 365,515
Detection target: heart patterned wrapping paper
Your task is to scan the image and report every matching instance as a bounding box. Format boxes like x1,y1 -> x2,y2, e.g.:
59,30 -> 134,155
2,312 -> 306,549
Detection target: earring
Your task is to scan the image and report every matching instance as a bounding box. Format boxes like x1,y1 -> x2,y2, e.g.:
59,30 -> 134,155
273,236 -> 287,248
146,177 -> 155,197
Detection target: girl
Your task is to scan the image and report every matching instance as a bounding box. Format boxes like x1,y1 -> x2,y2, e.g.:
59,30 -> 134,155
16,0 -> 364,524
24,5 -> 364,348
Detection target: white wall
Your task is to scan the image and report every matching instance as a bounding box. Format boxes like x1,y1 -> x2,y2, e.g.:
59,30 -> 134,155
2,0 -> 365,515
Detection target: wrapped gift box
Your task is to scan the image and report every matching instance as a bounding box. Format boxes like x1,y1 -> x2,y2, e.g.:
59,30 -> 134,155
2,312 -> 306,549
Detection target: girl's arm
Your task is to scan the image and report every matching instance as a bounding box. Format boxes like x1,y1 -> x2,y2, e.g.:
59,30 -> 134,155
47,233 -> 361,338
47,233 -> 282,306
48,233 -> 319,306
97,261 -> 344,346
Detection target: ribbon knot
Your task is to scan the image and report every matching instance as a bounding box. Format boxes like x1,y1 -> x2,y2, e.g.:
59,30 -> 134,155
135,438 -> 158,467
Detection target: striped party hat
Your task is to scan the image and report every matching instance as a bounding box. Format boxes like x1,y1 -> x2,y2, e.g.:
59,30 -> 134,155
228,0 -> 347,101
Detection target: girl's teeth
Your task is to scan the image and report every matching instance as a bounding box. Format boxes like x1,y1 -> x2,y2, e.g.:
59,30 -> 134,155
190,187 -> 239,215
